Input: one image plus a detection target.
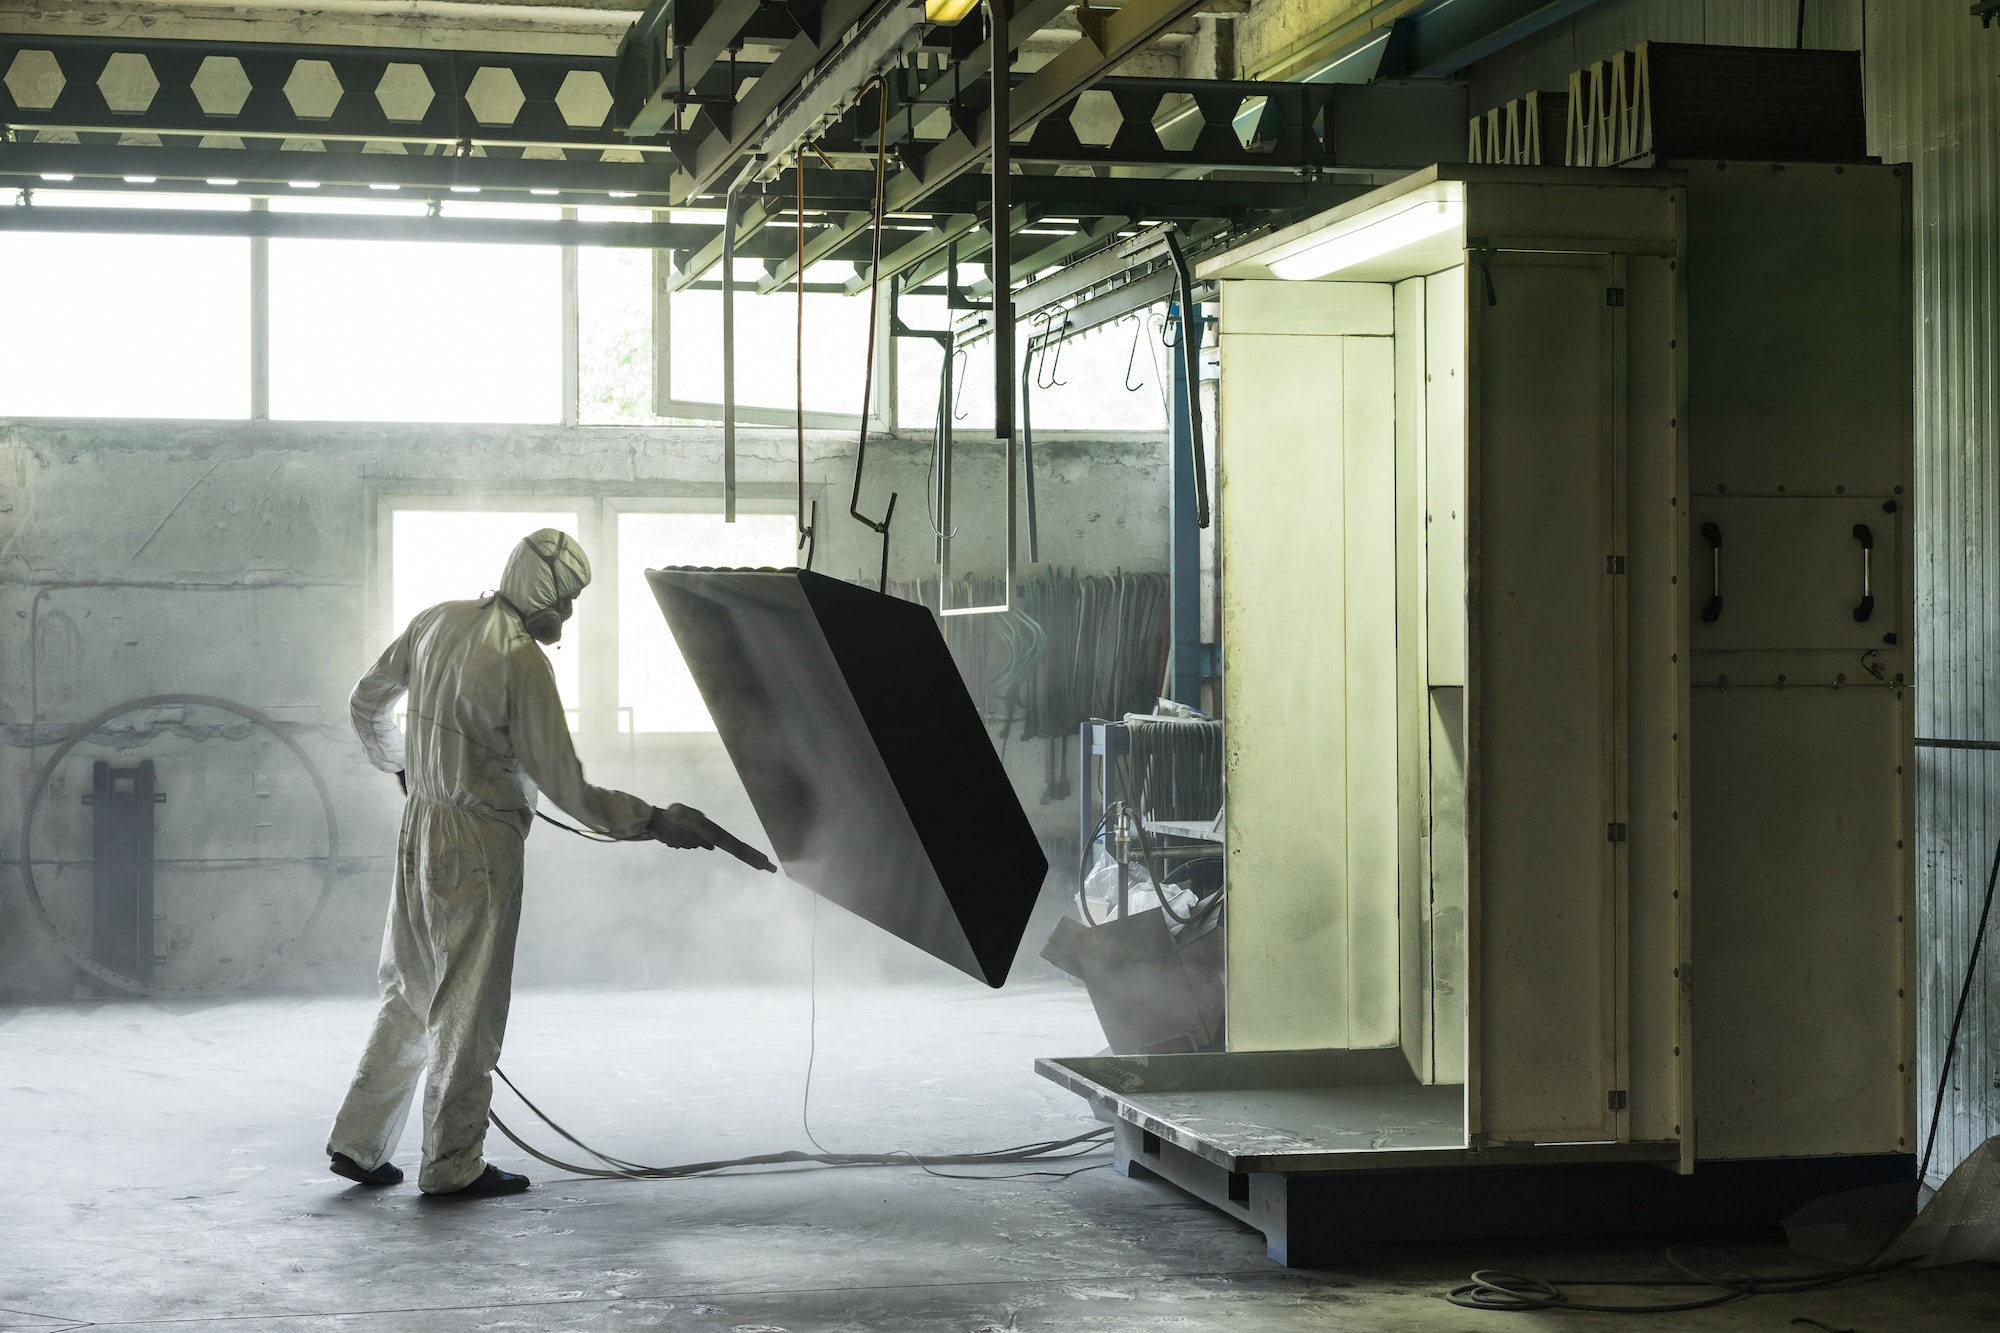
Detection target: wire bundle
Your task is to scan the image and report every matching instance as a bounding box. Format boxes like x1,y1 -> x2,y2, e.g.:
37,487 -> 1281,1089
1116,718 -> 1223,823
488,1071 -> 1112,1183
1022,568 -> 1169,740
886,569 -> 1169,742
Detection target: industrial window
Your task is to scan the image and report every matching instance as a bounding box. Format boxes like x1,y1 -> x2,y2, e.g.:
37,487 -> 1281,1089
577,238 -> 654,425
578,208 -> 880,428
616,508 -> 797,732
269,199 -> 563,423
389,508 -> 585,719
0,193 -> 251,419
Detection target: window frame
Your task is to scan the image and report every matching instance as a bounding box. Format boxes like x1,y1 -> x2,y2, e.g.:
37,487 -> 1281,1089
605,489 -> 815,747
643,253 -> 898,433
368,482 -> 822,759
370,489 -> 599,736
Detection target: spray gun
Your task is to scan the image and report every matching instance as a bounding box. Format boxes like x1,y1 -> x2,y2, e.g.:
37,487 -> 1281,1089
648,803 -> 777,873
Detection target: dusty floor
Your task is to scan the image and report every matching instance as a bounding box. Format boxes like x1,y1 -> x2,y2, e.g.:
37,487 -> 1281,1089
3,983 -> 1995,1332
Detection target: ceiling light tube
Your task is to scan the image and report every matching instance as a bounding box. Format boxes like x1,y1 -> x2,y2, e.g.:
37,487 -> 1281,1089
1269,199 -> 1464,281
288,180 -> 321,189
40,172 -> 74,182
122,175 -> 157,184
206,177 -> 239,186
926,0 -> 980,19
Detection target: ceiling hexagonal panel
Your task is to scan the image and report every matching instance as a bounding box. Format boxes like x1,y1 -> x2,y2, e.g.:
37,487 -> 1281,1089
375,62 -> 433,123
284,58 -> 343,120
99,51 -> 159,114
190,55 -> 251,117
1070,89 -> 1120,149
464,66 -> 524,126
3,49 -> 63,111
554,69 -> 612,129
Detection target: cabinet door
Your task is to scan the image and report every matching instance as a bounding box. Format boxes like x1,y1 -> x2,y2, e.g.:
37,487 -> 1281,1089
1470,256 -> 1628,1143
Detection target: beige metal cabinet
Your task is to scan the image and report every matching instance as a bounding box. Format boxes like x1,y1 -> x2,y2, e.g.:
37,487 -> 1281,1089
1042,162 -> 1914,1264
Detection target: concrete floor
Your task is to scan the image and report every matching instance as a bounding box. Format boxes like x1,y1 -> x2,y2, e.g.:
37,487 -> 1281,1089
3,982 -> 1995,1333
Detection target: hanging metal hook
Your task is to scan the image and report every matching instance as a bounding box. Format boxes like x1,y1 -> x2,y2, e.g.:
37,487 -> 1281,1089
1040,312 -> 1072,390
1043,313 -> 1072,389
1122,315 -> 1146,392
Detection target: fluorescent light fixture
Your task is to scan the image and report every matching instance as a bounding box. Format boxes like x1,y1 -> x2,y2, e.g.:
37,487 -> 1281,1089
122,175 -> 157,184
39,172 -> 74,182
449,185 -> 480,193
529,188 -> 559,196
368,183 -> 400,191
289,180 -> 321,189
926,0 -> 979,21
1269,199 -> 1464,280
205,177 -> 238,186
607,190 -> 636,198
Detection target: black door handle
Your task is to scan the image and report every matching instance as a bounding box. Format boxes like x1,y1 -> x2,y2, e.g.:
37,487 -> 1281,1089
1853,524 -> 1874,623
1700,522 -> 1723,622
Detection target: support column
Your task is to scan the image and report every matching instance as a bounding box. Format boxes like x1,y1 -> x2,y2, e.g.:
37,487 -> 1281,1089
250,198 -> 269,421
561,206 -> 579,427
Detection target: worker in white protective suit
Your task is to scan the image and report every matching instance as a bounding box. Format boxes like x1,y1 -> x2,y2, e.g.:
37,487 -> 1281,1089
326,529 -> 743,1197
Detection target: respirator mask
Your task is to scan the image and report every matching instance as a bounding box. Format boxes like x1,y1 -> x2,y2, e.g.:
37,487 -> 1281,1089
507,534 -> 578,645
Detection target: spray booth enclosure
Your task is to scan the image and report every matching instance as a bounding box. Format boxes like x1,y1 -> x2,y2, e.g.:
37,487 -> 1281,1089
1039,163 -> 1916,1263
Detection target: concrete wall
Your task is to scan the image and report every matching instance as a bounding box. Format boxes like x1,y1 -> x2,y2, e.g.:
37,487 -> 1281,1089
0,419 -> 1169,1000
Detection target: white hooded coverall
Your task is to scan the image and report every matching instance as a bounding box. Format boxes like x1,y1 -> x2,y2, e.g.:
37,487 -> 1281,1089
328,530 -> 652,1193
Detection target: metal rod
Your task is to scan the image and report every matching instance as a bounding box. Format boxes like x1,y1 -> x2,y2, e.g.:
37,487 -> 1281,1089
937,0 -> 1019,618
795,149 -> 816,569
722,177 -> 739,523
0,204 -> 686,248
990,0 -> 1018,603
888,275 -> 956,584
845,80 -> 898,591
651,229 -> 672,415
1019,324 -> 1050,564
1162,230 -> 1209,529
991,0 -> 1014,447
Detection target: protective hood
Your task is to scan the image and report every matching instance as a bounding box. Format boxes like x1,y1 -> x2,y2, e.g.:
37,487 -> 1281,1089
499,529 -> 590,642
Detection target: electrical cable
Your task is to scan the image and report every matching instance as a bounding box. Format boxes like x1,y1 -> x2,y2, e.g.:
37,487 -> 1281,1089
488,872 -> 1114,1183
533,809 -> 622,843
801,894 -> 833,1154
1448,832 -> 2000,1316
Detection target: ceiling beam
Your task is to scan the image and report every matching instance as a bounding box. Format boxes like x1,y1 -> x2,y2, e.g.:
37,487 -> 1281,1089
755,0 -> 1214,292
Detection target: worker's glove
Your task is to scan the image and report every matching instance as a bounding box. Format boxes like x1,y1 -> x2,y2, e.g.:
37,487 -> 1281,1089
396,770 -> 408,796
647,804 -> 778,873
648,804 -> 718,850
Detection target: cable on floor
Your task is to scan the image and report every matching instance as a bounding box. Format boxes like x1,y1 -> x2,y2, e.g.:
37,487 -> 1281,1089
489,891 -> 1114,1184
1449,831 -> 2000,1315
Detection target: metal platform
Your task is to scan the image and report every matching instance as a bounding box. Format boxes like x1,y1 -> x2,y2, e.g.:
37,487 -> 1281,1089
1038,1050 -> 1907,1266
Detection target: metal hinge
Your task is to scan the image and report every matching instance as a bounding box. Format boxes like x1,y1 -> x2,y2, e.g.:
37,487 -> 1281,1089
1606,287 -> 1626,307
1608,1089 -> 1629,1111
1607,822 -> 1627,842
1606,555 -> 1626,574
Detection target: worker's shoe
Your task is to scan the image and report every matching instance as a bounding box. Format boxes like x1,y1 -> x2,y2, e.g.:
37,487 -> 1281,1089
328,1151 -> 404,1187
425,1164 -> 531,1198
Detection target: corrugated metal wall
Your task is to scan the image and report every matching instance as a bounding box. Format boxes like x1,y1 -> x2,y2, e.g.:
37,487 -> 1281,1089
1469,0 -> 2000,1184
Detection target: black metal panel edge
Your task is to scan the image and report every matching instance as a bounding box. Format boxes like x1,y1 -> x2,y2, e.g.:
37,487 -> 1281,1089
796,571 -> 1047,987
